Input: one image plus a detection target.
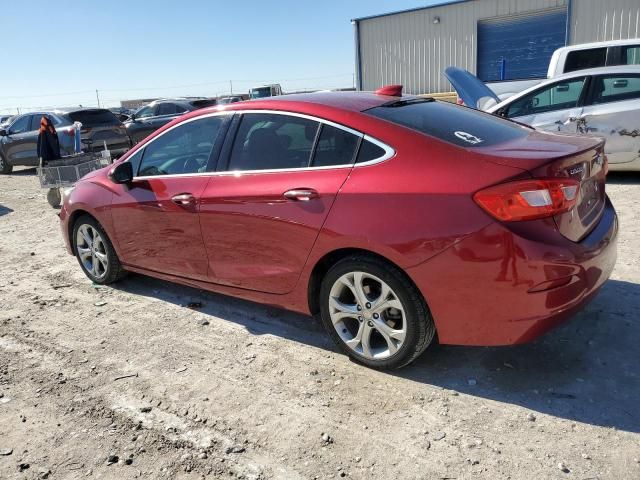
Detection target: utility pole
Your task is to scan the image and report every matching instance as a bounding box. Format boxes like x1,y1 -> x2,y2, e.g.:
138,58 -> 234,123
96,89 -> 101,108
230,80 -> 233,95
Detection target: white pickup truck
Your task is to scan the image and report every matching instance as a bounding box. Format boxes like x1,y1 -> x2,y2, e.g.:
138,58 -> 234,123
485,38 -> 640,100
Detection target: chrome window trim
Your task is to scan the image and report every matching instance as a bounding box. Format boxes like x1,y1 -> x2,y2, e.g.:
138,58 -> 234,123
130,109 -> 395,180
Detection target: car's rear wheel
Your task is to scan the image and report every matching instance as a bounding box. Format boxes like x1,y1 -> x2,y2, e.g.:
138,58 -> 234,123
72,215 -> 126,284
319,255 -> 435,369
0,153 -> 12,174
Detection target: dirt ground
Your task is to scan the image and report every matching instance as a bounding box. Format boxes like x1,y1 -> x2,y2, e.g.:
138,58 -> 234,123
0,167 -> 639,480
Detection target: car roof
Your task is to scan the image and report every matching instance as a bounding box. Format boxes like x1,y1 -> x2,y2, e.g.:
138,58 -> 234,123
553,38 -> 640,53
491,65 -> 640,111
219,91 -> 410,113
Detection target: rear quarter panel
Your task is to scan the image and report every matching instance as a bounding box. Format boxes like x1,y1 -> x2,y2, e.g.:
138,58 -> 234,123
305,116 -> 532,271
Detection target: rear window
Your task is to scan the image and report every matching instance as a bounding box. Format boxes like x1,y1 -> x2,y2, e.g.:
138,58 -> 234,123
366,100 -> 529,148
67,109 -> 120,126
564,48 -> 607,73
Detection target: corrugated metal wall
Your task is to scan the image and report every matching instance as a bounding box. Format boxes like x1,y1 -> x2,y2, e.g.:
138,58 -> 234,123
356,0 -> 567,94
570,0 -> 640,44
356,0 -> 640,94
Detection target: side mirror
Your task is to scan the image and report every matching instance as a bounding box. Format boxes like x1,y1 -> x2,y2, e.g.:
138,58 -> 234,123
108,161 -> 133,184
0,129 -> 7,136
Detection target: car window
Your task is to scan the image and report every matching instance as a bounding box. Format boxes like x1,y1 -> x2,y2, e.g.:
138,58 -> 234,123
564,48 -> 606,73
590,74 -> 640,105
137,116 -> 225,177
8,115 -> 30,134
356,139 -> 387,163
622,46 -> 640,65
367,100 -> 529,148
136,105 -> 155,119
175,104 -> 188,113
311,124 -> 360,167
157,103 -> 177,116
228,113 -> 319,171
29,114 -> 45,131
126,148 -> 145,175
67,109 -> 120,126
505,78 -> 586,118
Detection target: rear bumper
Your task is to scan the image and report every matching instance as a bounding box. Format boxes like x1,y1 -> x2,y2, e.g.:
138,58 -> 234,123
407,197 -> 618,346
59,203 -> 74,255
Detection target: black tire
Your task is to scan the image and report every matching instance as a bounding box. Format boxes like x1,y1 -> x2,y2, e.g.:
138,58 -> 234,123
72,215 -> 127,284
319,255 -> 435,369
0,153 -> 12,174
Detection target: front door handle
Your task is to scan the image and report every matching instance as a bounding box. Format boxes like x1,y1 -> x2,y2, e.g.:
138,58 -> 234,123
171,193 -> 196,205
283,189 -> 318,201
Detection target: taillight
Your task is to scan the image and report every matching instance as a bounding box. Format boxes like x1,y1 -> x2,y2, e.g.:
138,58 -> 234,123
473,178 -> 580,222
63,128 -> 75,136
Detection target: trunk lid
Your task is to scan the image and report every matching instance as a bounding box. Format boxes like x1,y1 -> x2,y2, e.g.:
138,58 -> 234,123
444,66 -> 500,111
475,130 -> 607,242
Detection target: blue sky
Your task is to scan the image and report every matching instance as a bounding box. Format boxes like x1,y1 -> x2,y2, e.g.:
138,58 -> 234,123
1,1 -> 438,113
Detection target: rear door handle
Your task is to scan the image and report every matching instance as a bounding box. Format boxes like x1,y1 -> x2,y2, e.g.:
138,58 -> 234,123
283,188 -> 318,201
171,193 -> 196,205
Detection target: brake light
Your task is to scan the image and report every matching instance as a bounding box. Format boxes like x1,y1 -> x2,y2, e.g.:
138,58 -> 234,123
63,128 -> 75,136
473,178 -> 580,222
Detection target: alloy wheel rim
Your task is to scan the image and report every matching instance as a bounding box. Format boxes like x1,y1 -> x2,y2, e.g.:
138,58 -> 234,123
329,271 -> 407,360
76,224 -> 108,280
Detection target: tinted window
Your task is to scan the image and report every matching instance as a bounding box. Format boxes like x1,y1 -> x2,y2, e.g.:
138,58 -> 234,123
137,116 -> 225,177
9,115 -> 30,134
312,125 -> 360,167
157,103 -> 178,116
356,139 -> 386,163
591,75 -> 640,104
136,105 -> 155,119
367,100 -> 528,148
564,48 -> 607,73
622,46 -> 640,65
506,78 -> 585,118
175,104 -> 188,113
228,113 -> 319,171
68,109 -> 120,126
127,148 -> 144,175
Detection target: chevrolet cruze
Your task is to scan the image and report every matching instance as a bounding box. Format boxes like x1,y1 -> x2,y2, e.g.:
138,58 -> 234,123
59,86 -> 617,369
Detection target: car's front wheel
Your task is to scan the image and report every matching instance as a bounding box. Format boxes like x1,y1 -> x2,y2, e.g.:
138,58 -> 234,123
0,153 -> 12,174
72,215 -> 126,284
319,255 -> 436,369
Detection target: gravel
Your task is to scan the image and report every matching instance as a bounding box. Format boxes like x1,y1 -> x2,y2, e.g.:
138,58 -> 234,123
0,168 -> 639,479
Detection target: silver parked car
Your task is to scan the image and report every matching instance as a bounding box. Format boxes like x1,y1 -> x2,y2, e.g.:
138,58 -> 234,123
446,65 -> 640,172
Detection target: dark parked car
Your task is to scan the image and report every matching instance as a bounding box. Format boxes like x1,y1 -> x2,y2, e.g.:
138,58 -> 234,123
0,108 -> 131,174
60,87 -> 617,369
124,98 -> 218,144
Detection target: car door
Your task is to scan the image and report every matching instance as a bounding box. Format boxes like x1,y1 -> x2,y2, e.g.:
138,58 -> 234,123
2,114 -> 40,166
199,111 -> 362,294
501,77 -> 588,133
578,73 -> 640,166
109,113 -> 231,279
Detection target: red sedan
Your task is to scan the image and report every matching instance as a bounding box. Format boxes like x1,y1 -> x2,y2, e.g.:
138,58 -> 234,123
59,86 -> 617,369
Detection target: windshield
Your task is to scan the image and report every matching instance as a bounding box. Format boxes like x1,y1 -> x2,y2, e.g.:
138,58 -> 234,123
366,100 -> 530,148
250,87 -> 271,99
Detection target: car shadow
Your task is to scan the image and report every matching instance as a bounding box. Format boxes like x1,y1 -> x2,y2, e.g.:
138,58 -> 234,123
0,204 -> 13,216
607,171 -> 640,185
111,275 -> 639,433
10,167 -> 37,176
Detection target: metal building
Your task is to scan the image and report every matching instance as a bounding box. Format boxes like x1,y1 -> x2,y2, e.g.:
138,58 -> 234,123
353,0 -> 640,94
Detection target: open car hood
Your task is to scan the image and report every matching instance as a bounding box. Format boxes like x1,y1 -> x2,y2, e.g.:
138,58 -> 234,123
444,67 -> 500,111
